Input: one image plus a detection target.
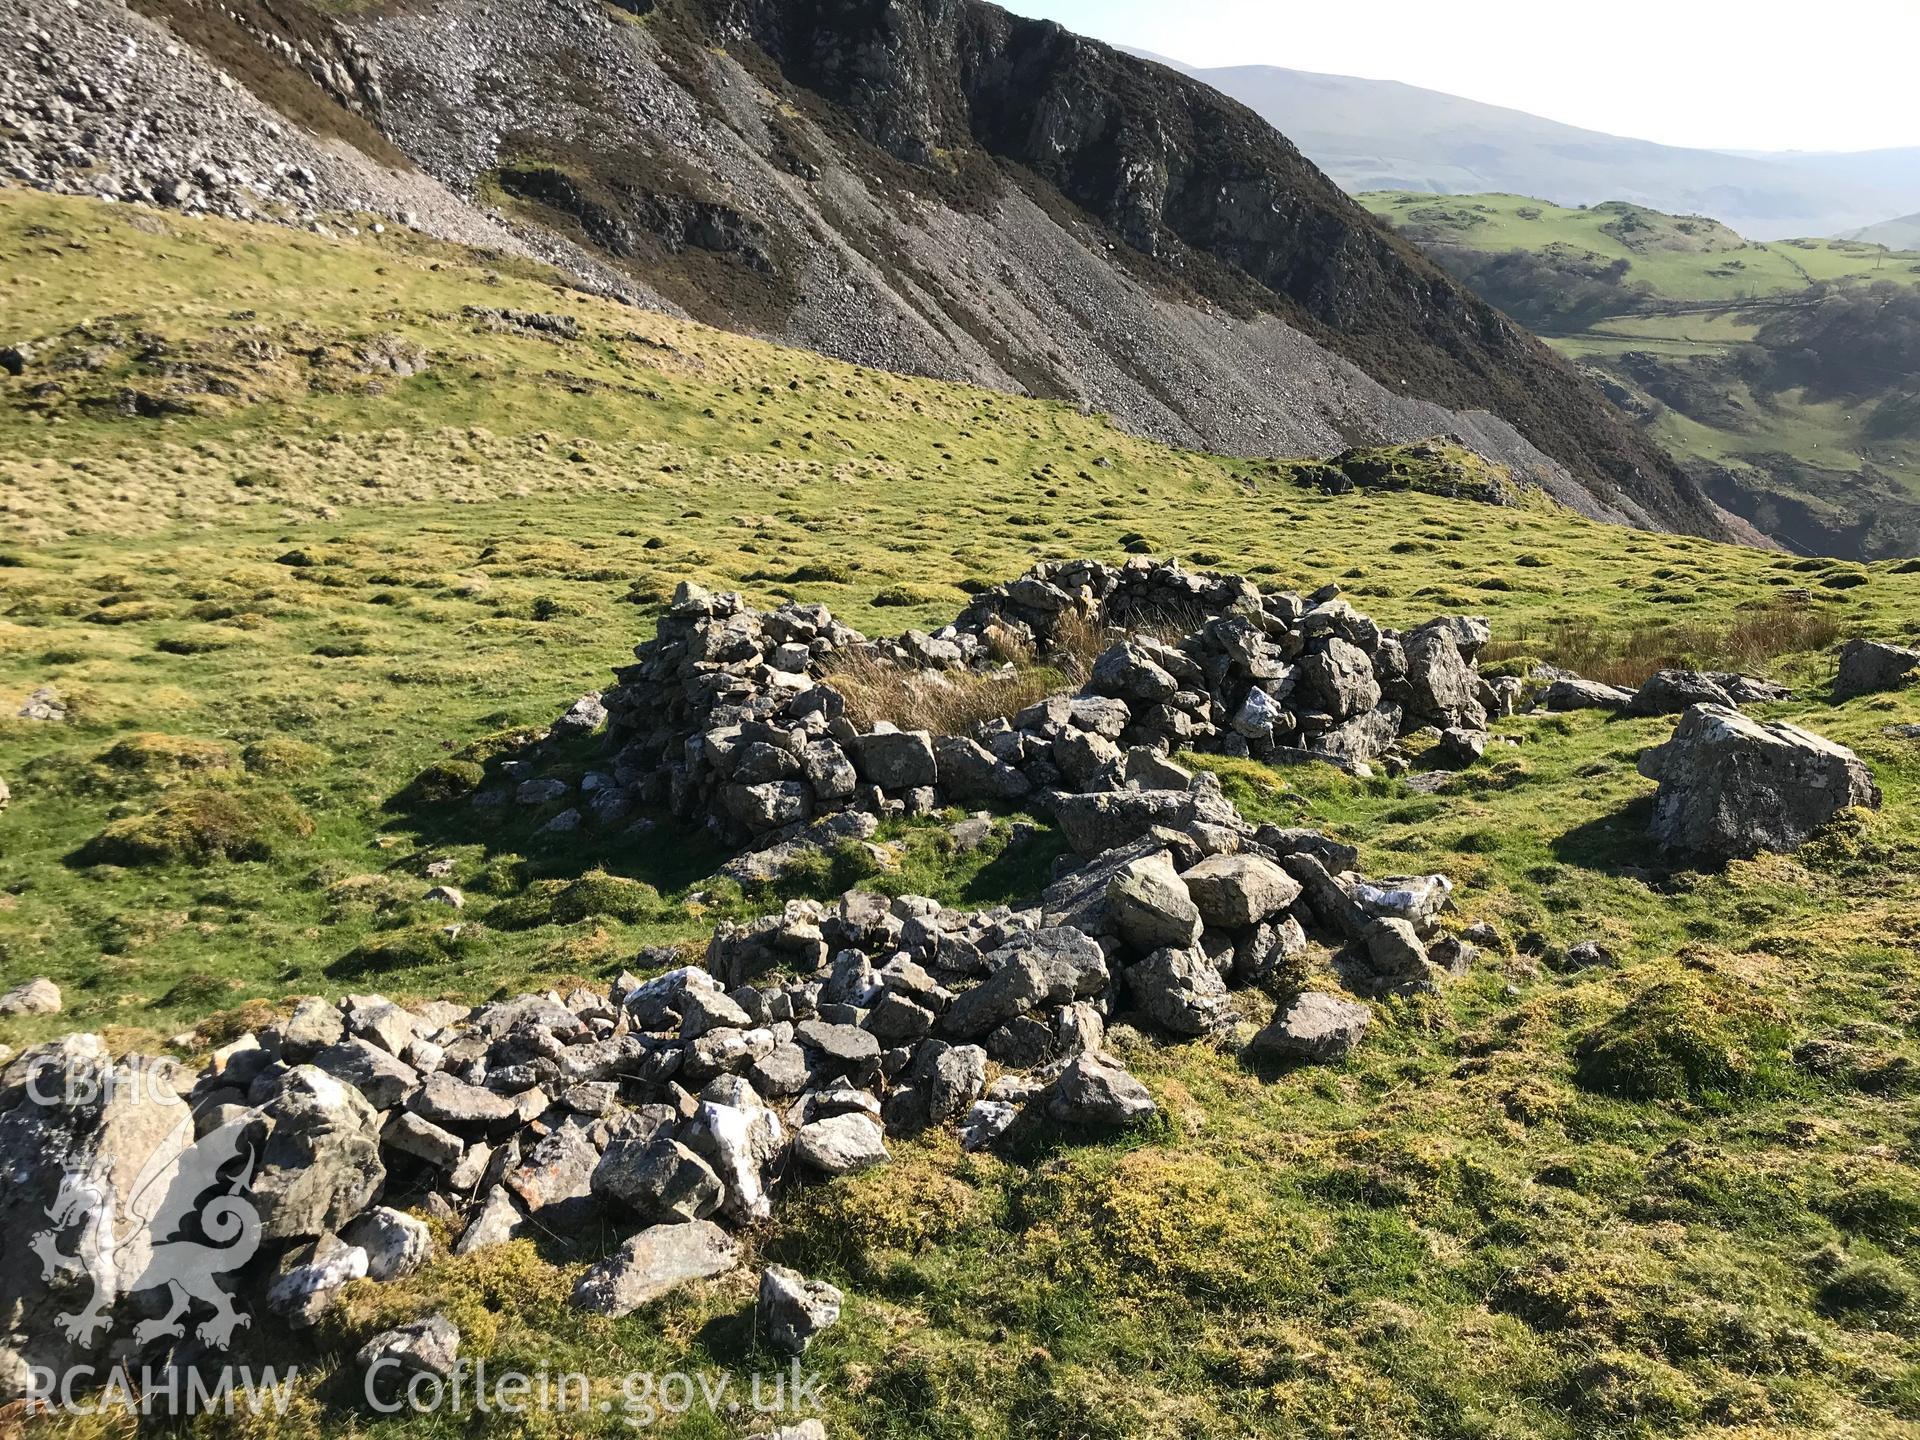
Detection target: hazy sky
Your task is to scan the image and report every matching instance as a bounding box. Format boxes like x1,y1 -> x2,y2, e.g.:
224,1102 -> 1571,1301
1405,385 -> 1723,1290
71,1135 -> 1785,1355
1001,0 -> 1920,153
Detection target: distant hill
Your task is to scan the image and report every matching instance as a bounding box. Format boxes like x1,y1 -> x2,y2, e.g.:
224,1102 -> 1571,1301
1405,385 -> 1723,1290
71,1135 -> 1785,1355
1847,212 -> 1920,250
1135,54 -> 1920,241
1365,191 -> 1920,558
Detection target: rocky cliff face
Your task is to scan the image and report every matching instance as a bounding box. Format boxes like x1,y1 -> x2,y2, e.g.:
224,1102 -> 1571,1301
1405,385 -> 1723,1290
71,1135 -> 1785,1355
1,0 -> 1735,537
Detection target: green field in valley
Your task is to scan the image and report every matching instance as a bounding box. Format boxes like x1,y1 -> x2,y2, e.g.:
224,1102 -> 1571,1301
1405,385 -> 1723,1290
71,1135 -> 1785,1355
1362,192 -> 1920,560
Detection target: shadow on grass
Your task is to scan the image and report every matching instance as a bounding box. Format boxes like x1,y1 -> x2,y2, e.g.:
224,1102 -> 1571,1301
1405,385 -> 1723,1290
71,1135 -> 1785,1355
1549,794 -> 1665,875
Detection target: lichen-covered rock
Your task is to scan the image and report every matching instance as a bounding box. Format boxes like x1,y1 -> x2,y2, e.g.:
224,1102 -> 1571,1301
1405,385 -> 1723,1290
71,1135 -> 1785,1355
1248,992 -> 1371,1063
1045,1052 -> 1155,1126
1178,854 -> 1301,930
757,1266 -> 843,1354
0,978 -> 60,1016
571,1220 -> 740,1317
1638,703 -> 1881,861
793,1112 -> 889,1174
1052,787 -> 1199,856
1834,638 -> 1920,701
1233,914 -> 1308,986
1106,852 -> 1203,951
1628,670 -> 1737,717
933,735 -> 1031,800
359,1313 -> 460,1390
1544,677 -> 1633,712
1297,637 -> 1381,719
1088,640 -> 1178,702
0,1046 -> 193,1386
846,728 -> 937,789
252,1066 -> 387,1240
594,1135 -> 724,1224
341,1206 -> 433,1281
1127,946 -> 1231,1036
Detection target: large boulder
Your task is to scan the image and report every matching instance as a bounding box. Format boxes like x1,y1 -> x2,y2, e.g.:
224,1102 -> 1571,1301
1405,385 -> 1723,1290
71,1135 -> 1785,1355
1628,670 -> 1737,717
1834,638 -> 1920,701
593,1136 -> 724,1224
1401,624 -> 1486,729
1638,704 -> 1882,861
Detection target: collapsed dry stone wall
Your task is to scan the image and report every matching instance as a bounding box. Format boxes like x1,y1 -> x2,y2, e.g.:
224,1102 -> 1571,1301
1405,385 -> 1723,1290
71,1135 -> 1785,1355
598,557 -> 1511,853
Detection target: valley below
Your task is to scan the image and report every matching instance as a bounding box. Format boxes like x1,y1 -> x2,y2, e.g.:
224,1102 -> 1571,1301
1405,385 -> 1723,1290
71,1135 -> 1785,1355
1363,192 -> 1920,560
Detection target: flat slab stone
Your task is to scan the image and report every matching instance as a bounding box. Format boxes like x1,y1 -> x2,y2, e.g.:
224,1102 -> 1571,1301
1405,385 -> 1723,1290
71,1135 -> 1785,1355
571,1220 -> 740,1317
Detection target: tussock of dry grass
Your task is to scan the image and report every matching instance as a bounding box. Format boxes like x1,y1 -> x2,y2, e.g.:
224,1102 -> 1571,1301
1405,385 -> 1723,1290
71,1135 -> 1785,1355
828,607 -> 1122,733
828,650 -> 1067,734
1483,601 -> 1844,687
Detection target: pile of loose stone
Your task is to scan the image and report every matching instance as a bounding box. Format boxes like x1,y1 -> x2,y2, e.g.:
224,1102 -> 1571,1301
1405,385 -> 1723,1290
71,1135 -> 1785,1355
2,753 -> 1472,1395
7,557 -> 1895,1414
3,562 -> 1502,1406
594,556 -> 1513,856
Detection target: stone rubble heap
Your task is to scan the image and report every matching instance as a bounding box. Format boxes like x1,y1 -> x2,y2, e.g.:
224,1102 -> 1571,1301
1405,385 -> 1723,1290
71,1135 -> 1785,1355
2,598 -> 1479,1398
596,556 -> 1507,851
2,553 -> 1896,1411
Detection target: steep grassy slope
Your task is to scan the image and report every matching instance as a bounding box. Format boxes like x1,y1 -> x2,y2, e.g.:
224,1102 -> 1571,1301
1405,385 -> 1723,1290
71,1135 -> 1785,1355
4,191 -> 1920,1438
274,0 -> 1725,536
1364,192 -> 1920,560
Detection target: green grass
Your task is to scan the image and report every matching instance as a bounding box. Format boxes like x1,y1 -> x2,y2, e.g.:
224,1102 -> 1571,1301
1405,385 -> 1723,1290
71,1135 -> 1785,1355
3,188 -> 1920,1437
1361,193 -> 1920,306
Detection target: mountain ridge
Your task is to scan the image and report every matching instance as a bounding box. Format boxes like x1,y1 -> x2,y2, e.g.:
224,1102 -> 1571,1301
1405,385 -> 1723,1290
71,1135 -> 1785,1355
1133,52 -> 1920,242
0,0 -> 1735,541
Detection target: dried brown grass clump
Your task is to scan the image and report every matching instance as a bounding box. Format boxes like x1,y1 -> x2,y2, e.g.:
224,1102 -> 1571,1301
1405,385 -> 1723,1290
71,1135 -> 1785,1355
1044,607 -> 1115,682
1482,602 -> 1843,689
828,650 -> 1069,734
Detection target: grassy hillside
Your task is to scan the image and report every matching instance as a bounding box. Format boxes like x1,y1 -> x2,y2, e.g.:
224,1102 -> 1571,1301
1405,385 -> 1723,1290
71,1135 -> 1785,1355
4,188 -> 1920,1438
1850,213 -> 1920,252
1362,192 -> 1920,560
